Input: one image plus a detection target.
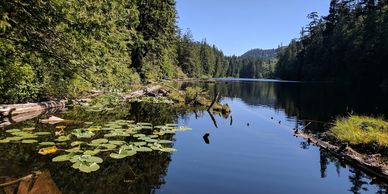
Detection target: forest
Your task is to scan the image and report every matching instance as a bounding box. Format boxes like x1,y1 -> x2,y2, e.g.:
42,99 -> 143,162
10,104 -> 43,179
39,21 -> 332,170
0,0 -> 277,103
276,0 -> 388,85
1,0 -> 387,103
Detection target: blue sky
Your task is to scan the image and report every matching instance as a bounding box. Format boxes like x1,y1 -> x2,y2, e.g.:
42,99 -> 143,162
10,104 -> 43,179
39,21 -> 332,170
176,0 -> 330,56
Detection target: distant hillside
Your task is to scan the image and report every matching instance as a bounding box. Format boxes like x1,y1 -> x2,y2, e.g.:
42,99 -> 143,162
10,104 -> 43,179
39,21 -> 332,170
240,48 -> 278,61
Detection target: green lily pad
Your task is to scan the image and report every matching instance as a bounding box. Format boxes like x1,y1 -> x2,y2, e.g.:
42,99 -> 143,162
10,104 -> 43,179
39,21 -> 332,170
91,139 -> 109,144
5,136 -> 24,141
72,162 -> 100,173
52,154 -> 73,162
55,135 -> 71,142
71,141 -> 86,146
108,140 -> 126,145
22,127 -> 35,131
145,139 -> 158,143
39,142 -> 56,146
0,139 -> 10,143
84,150 -> 100,156
66,147 -> 82,153
137,122 -> 152,126
34,132 -> 52,136
134,142 -> 147,146
71,155 -> 103,164
110,149 -> 137,159
148,135 -> 159,138
6,129 -> 20,133
133,134 -> 145,138
100,144 -> 116,150
72,129 -> 95,139
158,140 -> 173,144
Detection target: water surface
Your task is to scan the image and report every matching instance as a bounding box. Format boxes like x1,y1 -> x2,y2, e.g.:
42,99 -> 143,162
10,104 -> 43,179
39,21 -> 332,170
1,79 -> 387,194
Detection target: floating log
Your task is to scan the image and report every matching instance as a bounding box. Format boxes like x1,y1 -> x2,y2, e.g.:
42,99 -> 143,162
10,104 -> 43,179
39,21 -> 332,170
0,101 -> 65,117
295,131 -> 388,181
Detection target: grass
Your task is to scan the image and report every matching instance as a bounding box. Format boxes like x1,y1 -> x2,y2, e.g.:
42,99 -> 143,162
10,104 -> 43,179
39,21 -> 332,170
329,115 -> 388,148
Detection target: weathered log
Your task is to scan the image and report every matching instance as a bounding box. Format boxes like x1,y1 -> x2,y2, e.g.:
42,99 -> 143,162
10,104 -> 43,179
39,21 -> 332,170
295,131 -> 388,181
123,85 -> 164,99
0,101 -> 65,117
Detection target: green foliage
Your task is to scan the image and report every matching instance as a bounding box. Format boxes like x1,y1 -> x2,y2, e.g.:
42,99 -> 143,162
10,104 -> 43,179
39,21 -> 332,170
0,0 -> 177,103
185,86 -> 203,103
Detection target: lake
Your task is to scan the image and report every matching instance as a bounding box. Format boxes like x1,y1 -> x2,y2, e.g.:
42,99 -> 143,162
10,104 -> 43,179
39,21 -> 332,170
1,79 -> 387,194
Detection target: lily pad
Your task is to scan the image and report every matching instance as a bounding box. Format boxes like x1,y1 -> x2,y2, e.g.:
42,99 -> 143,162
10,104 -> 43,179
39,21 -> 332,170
6,129 -> 20,133
5,136 -> 24,141
71,161 -> 101,173
134,142 -> 147,146
108,140 -> 126,145
0,139 -> 10,143
34,132 -> 52,136
22,127 -> 35,131
72,129 -> 95,139
91,139 -> 109,144
84,150 -> 100,156
110,149 -> 137,159
158,140 -> 173,144
71,141 -> 86,146
70,155 -> 103,164
39,142 -> 56,146
21,139 -> 38,144
52,154 -> 73,162
137,122 -> 152,126
66,147 -> 82,153
55,135 -> 71,142
133,134 -> 145,138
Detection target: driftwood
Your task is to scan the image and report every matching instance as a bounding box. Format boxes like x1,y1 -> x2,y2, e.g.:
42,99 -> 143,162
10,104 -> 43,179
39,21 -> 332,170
0,101 -> 65,128
123,85 -> 166,99
295,130 -> 388,181
0,101 -> 65,117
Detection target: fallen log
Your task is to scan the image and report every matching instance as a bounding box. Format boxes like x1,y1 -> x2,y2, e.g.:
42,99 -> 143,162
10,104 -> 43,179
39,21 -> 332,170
123,85 -> 164,99
0,101 -> 65,117
295,130 -> 388,181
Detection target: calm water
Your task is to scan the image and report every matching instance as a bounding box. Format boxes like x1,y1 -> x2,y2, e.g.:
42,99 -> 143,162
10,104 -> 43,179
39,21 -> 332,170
1,79 -> 388,194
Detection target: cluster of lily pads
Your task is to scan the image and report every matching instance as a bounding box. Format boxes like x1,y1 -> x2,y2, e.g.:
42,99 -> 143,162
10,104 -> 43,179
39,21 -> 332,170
0,120 -> 191,173
0,128 -> 51,144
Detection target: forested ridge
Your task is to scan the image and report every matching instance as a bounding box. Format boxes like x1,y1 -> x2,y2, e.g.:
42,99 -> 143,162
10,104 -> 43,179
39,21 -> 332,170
276,0 -> 388,85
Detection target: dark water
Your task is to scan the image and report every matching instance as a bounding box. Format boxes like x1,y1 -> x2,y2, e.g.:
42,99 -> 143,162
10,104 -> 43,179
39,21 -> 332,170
1,79 -> 388,194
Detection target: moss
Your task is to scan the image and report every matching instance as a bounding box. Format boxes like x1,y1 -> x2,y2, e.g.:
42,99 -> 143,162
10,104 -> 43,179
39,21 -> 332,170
329,115 -> 388,148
